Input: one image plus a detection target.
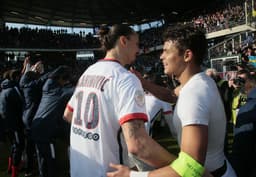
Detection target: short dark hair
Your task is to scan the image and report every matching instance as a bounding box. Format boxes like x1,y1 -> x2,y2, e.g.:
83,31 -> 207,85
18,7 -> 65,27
246,74 -> 256,87
162,24 -> 207,65
237,69 -> 250,76
9,69 -> 20,81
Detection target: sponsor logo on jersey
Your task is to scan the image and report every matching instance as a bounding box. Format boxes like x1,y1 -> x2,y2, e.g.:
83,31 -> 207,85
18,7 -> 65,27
135,90 -> 145,107
72,126 -> 100,141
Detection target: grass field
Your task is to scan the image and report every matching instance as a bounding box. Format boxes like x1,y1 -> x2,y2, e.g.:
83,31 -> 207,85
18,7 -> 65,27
0,122 -> 233,177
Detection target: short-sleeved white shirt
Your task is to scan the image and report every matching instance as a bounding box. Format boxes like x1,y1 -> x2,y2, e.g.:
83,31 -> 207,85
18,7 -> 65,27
66,59 -> 148,177
144,93 -> 173,134
171,72 -> 226,171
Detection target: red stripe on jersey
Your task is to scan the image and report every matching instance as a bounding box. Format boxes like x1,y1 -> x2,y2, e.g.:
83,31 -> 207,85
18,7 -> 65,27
66,104 -> 74,112
119,113 -> 148,125
163,110 -> 173,115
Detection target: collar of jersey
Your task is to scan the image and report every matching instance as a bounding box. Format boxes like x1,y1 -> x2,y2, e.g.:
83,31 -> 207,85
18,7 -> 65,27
100,58 -> 120,64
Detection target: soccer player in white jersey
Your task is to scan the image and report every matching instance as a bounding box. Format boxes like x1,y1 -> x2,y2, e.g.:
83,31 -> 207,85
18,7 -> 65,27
140,71 -> 173,136
107,25 -> 237,177
128,71 -> 174,172
63,24 -> 173,177
145,92 -> 173,136
129,91 -> 173,172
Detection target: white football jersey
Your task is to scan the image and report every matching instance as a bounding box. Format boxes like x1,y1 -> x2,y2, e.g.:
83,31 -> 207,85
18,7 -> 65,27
66,59 -> 148,177
128,93 -> 173,171
144,93 -> 173,135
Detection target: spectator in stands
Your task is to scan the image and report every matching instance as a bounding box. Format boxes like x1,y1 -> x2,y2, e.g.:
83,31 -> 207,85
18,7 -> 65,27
107,24 -> 236,177
31,65 -> 74,177
0,69 -> 25,177
192,2 -> 245,33
0,26 -> 101,49
229,74 -> 256,177
0,73 -> 6,153
246,46 -> 256,69
0,112 -> 5,144
19,57 -> 49,177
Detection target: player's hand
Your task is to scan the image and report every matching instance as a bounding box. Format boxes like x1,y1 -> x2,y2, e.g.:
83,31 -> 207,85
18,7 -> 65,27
130,67 -> 143,81
203,170 -> 214,177
106,163 -> 130,177
23,56 -> 30,66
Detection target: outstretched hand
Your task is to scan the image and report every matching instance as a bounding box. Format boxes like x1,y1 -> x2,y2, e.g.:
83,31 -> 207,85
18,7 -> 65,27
106,163 -> 131,177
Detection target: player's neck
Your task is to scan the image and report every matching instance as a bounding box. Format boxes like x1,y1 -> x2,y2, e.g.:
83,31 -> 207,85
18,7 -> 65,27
178,64 -> 201,86
105,49 -> 128,66
105,51 -> 121,63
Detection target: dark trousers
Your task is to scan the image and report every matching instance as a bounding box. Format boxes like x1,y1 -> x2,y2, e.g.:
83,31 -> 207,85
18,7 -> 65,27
35,142 -> 56,177
24,129 -> 36,174
7,130 -> 25,166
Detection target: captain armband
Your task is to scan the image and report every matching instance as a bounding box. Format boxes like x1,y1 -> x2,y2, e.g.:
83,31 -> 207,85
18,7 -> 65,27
130,171 -> 149,177
170,151 -> 205,177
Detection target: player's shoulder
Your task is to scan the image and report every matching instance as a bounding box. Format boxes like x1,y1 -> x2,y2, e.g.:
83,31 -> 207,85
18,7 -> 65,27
122,71 -> 141,85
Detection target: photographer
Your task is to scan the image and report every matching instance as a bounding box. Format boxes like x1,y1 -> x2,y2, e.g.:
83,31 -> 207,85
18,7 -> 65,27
230,69 -> 249,126
229,73 -> 256,177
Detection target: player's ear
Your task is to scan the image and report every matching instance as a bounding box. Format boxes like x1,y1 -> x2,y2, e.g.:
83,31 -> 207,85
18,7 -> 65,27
119,36 -> 127,46
184,49 -> 193,62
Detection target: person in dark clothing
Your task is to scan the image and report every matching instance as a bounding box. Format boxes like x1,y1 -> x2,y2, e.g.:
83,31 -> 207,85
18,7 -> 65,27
20,71 -> 48,129
0,114 -> 6,142
0,75 -> 6,143
19,60 -> 49,177
0,69 -> 25,177
0,77 -> 7,162
229,74 -> 256,177
31,65 -> 74,177
205,68 -> 232,121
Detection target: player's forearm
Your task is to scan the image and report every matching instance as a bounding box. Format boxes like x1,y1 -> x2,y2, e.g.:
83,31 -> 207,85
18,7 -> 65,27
125,126 -> 176,168
141,79 -> 177,103
148,165 -> 179,177
134,136 -> 176,168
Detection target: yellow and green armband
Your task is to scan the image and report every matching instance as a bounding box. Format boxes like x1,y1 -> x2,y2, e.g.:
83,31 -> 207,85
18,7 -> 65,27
170,151 -> 205,177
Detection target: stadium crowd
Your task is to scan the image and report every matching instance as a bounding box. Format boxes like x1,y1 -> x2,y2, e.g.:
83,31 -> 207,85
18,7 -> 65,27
0,0 -> 248,51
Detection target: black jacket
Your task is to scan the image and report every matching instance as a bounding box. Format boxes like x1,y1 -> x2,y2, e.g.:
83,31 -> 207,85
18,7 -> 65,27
19,71 -> 49,129
0,79 -> 24,131
31,78 -> 74,142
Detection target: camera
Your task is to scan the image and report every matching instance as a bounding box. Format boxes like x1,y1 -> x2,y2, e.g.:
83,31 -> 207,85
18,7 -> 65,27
233,77 -> 246,87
